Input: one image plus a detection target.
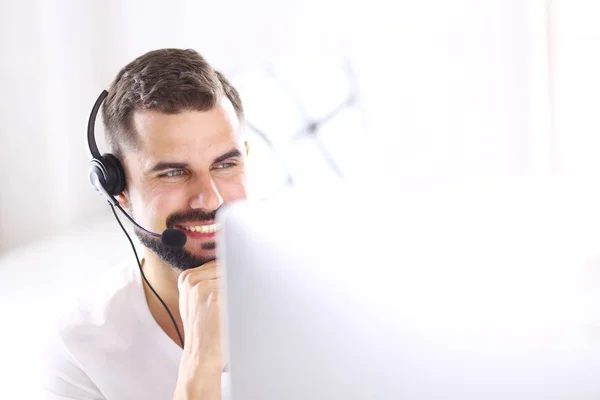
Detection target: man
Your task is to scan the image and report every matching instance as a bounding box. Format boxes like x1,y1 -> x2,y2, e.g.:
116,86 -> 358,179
40,48 -> 248,399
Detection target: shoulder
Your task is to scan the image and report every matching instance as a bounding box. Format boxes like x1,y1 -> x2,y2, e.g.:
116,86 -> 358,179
37,259 -> 143,398
62,259 -> 140,320
51,259 -> 142,342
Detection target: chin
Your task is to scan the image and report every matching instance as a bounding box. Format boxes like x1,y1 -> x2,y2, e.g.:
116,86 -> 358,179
192,249 -> 217,261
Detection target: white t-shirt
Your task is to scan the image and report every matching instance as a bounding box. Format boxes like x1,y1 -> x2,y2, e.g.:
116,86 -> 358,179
38,259 -> 229,399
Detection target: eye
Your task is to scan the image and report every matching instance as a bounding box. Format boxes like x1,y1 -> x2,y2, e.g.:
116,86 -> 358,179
162,169 -> 186,177
214,162 -> 236,169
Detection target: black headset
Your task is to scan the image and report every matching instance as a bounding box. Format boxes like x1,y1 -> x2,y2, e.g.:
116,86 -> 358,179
87,90 -> 126,204
86,89 -> 186,348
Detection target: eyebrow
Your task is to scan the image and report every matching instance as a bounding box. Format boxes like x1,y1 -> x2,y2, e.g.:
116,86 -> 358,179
146,149 -> 243,174
146,162 -> 188,174
213,149 -> 242,164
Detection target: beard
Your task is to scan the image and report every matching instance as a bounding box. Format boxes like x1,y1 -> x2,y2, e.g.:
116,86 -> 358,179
133,207 -> 220,271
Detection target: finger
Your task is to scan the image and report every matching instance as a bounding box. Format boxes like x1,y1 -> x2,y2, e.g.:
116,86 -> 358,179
178,266 -> 221,288
196,260 -> 218,271
206,291 -> 223,332
191,279 -> 222,299
206,289 -> 218,308
177,260 -> 217,280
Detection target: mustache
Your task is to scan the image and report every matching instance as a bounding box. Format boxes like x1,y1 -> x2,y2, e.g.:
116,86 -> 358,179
166,208 -> 220,227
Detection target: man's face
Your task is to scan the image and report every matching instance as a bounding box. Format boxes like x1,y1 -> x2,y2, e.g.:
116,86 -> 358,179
118,98 -> 248,270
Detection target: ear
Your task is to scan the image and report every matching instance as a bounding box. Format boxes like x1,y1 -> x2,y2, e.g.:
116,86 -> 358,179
115,190 -> 131,210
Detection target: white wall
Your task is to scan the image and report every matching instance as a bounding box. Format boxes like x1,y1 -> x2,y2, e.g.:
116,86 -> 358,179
0,0 -> 552,253
352,0 -> 552,187
548,0 -> 600,173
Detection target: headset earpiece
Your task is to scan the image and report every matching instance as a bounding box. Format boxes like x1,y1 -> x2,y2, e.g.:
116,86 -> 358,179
87,90 -> 127,200
88,154 -> 126,197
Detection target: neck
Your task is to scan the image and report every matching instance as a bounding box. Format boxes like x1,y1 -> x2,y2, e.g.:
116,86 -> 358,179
140,250 -> 184,347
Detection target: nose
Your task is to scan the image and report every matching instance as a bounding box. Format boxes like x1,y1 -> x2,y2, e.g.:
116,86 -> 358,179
189,173 -> 224,212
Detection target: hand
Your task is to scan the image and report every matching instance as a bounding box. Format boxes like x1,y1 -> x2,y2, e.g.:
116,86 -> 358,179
173,261 -> 224,399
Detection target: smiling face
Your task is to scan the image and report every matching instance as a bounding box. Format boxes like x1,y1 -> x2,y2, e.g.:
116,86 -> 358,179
117,96 -> 249,270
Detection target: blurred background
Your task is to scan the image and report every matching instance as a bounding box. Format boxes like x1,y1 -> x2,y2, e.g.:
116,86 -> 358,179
1,0 -> 600,396
0,0 -> 560,254
2,0 -> 598,254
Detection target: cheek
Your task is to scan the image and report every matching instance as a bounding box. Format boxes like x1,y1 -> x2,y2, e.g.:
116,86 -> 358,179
144,186 -> 188,222
217,176 -> 248,202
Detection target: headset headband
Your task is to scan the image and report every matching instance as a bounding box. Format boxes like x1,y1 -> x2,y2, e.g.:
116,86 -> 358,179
87,90 -> 108,160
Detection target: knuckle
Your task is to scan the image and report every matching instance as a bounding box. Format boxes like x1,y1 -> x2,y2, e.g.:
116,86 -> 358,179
177,272 -> 189,288
179,268 -> 194,281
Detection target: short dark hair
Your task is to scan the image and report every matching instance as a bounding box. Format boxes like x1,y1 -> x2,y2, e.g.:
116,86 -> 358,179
101,48 -> 244,159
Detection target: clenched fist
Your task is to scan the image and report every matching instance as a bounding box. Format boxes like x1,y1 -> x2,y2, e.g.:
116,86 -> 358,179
173,261 -> 226,399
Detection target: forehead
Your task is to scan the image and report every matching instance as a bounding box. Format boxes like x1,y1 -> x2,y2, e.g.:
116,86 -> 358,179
130,98 -> 241,160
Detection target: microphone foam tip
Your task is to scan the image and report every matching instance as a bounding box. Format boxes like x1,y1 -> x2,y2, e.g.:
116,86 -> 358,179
161,228 -> 187,248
